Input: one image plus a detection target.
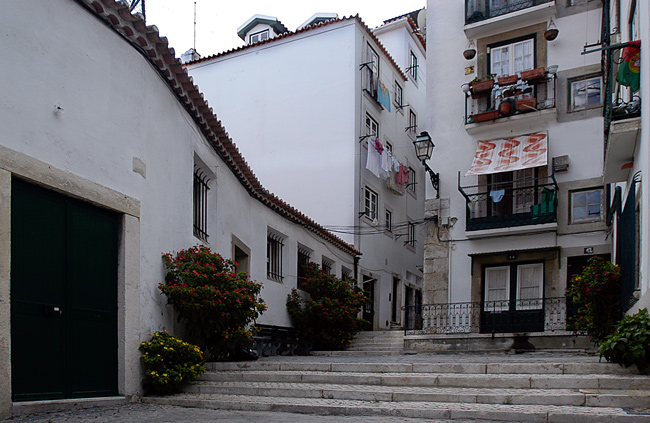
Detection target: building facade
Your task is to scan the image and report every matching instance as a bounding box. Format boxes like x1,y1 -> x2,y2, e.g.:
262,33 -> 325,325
419,0 -> 612,348
0,0 -> 358,414
186,12 -> 427,331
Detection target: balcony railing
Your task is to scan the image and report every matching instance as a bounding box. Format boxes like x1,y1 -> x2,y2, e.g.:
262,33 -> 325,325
458,173 -> 558,231
465,70 -> 556,125
465,0 -> 554,24
403,297 -> 568,335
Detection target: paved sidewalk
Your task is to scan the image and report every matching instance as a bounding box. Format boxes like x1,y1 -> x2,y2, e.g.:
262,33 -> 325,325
1,402 -> 508,423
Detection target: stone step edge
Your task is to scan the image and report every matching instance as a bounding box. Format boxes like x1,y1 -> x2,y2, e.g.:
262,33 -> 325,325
184,381 -> 650,408
143,394 -> 650,423
205,361 -> 639,375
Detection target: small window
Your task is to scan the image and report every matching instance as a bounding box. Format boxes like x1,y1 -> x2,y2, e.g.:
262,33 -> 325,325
364,187 -> 378,221
571,188 -> 603,223
516,263 -> 543,310
385,141 -> 393,153
297,246 -> 311,289
249,29 -> 269,44
365,113 -> 379,138
490,38 -> 534,77
409,51 -> 418,80
394,81 -> 403,107
408,167 -> 416,193
385,209 -> 392,232
193,168 -> 210,242
407,222 -> 416,247
570,76 -> 602,111
364,44 -> 379,96
267,231 -> 284,282
322,257 -> 334,275
407,110 -> 417,138
484,266 -> 510,311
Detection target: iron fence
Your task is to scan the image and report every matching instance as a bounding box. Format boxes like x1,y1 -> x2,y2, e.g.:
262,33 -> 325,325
465,0 -> 553,24
403,297 -> 568,335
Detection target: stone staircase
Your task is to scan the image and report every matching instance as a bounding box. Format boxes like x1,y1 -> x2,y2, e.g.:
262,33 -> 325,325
145,353 -> 650,422
332,330 -> 405,355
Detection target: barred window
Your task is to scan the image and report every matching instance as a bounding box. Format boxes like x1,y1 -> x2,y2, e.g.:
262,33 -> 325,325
267,232 -> 284,282
193,168 -> 210,242
297,246 -> 311,290
322,257 -> 334,275
407,222 -> 416,247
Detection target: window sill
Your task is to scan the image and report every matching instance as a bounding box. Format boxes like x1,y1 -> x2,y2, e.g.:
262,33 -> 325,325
465,108 -> 557,136
466,222 -> 557,239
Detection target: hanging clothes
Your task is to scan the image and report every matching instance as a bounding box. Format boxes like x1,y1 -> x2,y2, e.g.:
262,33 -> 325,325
489,189 -> 505,203
380,149 -> 391,179
365,137 -> 382,177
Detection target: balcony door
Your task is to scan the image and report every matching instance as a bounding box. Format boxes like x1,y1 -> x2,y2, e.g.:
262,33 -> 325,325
489,168 -> 535,217
481,262 -> 544,333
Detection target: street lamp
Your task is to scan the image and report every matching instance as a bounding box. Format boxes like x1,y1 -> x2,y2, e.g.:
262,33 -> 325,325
412,131 -> 440,198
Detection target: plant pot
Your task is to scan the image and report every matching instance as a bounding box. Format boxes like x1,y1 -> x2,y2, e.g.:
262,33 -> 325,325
521,67 -> 546,83
463,48 -> 476,60
499,99 -> 515,117
472,110 -> 499,123
516,98 -> 537,113
544,28 -> 559,41
497,75 -> 518,86
470,79 -> 494,99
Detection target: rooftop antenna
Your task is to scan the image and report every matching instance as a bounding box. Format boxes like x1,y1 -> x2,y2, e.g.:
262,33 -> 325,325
193,1 -> 197,53
124,0 -> 145,21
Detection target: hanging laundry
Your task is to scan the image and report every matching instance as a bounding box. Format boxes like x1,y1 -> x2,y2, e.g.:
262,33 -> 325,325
365,137 -> 382,178
489,189 -> 505,203
380,149 -> 391,179
374,138 -> 384,154
377,79 -> 392,112
396,163 -> 410,186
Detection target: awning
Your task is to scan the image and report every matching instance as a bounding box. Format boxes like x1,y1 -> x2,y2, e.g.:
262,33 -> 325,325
465,131 -> 548,176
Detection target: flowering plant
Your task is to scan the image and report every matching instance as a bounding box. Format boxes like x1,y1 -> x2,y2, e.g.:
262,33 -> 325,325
286,263 -> 367,351
160,245 -> 266,359
565,256 -> 621,343
139,331 -> 205,395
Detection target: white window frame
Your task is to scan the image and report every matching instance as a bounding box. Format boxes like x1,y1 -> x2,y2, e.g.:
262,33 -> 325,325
365,43 -> 379,96
408,167 -> 417,193
407,109 -> 417,139
394,81 -> 403,108
249,29 -> 269,44
570,76 -> 603,112
490,38 -> 534,77
485,266 -> 510,312
385,209 -> 393,232
365,113 -> 379,138
516,263 -> 544,310
407,222 -> 416,247
570,188 -> 604,223
409,51 -> 418,81
364,186 -> 378,221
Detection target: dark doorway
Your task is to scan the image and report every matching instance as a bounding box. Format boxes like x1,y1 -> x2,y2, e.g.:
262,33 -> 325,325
11,179 -> 119,401
362,276 -> 376,330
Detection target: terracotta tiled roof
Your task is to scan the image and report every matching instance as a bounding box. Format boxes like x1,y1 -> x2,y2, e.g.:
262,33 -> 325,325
77,0 -> 361,257
187,15 -> 409,82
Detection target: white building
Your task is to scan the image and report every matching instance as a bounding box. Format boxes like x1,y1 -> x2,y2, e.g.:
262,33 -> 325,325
601,0 -> 648,315
186,11 -> 428,331
419,0 -> 613,349
0,0 -> 358,414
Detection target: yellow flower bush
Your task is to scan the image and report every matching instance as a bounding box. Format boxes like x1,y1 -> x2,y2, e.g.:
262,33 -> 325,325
139,331 -> 205,395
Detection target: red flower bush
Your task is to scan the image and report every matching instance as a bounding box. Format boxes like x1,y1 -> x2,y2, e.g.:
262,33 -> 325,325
286,263 -> 367,351
160,245 -> 266,359
566,256 -> 621,343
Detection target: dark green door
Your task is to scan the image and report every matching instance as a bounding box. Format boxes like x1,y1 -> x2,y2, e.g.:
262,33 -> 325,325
11,179 -> 118,401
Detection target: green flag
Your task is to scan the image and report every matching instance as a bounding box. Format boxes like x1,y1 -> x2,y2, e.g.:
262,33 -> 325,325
616,40 -> 641,92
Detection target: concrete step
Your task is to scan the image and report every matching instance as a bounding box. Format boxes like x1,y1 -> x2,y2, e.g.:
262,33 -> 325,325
205,360 -> 639,375
144,394 -> 650,422
199,370 -> 650,391
183,380 -> 650,408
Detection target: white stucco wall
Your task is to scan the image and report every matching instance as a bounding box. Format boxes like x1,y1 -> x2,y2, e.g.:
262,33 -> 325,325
0,0 -> 355,412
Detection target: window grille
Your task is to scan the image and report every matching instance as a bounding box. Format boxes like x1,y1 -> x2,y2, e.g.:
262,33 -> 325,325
407,222 -> 416,247
267,232 -> 284,282
322,257 -> 334,275
193,169 -> 210,241
297,246 -> 311,289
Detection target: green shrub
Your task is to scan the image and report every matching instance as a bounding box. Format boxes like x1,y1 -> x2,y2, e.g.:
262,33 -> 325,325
565,256 -> 621,343
286,263 -> 367,351
160,245 -> 266,359
139,331 -> 205,395
598,308 -> 650,374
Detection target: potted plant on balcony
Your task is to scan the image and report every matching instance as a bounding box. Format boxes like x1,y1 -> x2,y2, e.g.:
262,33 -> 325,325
516,97 -> 537,113
471,108 -> 500,123
521,67 -> 546,84
469,74 -> 496,99
497,74 -> 518,86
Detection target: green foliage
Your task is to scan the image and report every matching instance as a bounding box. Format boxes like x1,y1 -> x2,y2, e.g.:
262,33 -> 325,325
139,331 -> 205,395
598,308 -> 650,374
286,263 -> 367,351
565,256 -> 621,343
160,245 -> 266,359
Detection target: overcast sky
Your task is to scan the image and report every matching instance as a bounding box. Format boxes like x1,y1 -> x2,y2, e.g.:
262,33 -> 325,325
144,0 -> 426,58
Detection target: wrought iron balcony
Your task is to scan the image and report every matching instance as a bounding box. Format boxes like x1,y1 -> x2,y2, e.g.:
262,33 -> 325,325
403,297 -> 568,335
464,70 -> 556,125
465,0 -> 554,25
458,174 -> 558,231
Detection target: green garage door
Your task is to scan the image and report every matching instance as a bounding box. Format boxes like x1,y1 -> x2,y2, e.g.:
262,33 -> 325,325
11,179 -> 118,401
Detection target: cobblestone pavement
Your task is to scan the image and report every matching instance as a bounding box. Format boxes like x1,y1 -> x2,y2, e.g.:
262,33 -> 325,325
1,403 -> 507,423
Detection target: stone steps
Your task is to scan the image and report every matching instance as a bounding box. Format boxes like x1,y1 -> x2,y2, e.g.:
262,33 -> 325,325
345,331 -> 405,354
146,355 -> 650,422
